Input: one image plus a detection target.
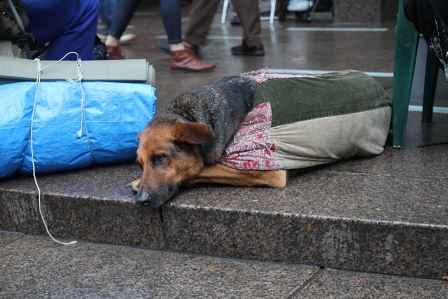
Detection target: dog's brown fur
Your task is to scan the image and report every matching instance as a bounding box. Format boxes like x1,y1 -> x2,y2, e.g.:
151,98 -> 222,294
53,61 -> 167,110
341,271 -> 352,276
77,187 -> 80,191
132,75 -> 286,207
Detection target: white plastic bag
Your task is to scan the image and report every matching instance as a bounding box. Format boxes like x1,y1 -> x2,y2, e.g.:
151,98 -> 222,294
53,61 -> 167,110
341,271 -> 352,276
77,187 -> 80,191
287,0 -> 313,11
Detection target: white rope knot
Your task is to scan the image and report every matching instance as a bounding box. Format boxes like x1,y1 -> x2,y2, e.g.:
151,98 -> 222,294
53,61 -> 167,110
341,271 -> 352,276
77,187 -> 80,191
65,58 -> 84,83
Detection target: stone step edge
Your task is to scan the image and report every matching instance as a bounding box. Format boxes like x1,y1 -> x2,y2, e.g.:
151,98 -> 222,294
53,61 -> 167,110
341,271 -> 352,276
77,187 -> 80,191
1,189 -> 447,281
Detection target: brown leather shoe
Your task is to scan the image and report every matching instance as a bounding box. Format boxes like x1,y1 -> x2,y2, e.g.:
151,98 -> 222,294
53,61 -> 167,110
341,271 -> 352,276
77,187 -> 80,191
106,45 -> 125,60
170,48 -> 215,72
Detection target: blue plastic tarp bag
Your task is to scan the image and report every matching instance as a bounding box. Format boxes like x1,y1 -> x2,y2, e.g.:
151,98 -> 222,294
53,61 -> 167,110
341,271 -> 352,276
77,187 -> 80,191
1,83 -> 33,178
0,81 -> 156,178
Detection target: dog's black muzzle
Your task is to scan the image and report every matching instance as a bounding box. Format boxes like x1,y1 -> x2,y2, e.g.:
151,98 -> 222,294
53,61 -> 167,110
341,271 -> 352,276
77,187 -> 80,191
135,184 -> 179,208
135,189 -> 151,206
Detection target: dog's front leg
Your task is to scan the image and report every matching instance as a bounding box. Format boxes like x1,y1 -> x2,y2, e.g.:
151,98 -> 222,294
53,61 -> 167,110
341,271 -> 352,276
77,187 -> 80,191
129,178 -> 141,193
184,163 -> 287,188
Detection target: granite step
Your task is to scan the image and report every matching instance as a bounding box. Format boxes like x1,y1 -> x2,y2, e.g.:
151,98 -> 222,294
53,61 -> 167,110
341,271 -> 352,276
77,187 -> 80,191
1,112 -> 448,281
2,232 -> 447,298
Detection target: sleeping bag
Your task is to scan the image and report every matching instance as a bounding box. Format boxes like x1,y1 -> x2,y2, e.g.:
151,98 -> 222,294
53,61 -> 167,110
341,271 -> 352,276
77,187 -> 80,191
220,70 -> 392,170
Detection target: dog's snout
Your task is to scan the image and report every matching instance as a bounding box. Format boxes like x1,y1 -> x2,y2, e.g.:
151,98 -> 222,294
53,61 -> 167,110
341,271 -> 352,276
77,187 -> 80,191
136,189 -> 151,205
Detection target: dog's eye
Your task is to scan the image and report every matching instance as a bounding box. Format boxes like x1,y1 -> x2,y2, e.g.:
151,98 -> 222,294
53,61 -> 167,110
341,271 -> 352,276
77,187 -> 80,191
175,141 -> 192,152
151,154 -> 167,166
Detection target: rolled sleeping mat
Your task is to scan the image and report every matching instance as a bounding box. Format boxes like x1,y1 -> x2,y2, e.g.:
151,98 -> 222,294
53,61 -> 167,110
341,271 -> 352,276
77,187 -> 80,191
0,56 -> 155,86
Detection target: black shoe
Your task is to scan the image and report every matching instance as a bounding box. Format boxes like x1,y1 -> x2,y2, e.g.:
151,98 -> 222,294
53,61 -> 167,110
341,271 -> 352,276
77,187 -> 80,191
156,42 -> 199,56
231,43 -> 265,56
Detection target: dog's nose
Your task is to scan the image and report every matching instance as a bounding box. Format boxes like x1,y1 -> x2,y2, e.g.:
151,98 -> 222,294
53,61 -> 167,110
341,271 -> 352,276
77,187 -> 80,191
136,190 -> 151,205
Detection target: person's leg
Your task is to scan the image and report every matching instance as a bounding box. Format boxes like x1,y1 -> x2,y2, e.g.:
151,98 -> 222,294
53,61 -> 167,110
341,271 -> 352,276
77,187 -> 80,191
231,0 -> 262,48
23,0 -> 99,60
184,0 -> 221,46
99,0 -> 117,35
107,0 -> 141,41
104,0 -> 140,59
158,0 -> 215,71
156,0 -> 197,56
404,0 -> 448,83
229,0 -> 264,56
160,0 -> 183,45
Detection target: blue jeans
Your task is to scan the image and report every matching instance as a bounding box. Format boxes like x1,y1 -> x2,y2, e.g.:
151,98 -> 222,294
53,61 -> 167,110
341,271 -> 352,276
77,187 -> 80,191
107,0 -> 182,44
22,0 -> 100,60
99,0 -> 117,35
107,0 -> 140,39
160,0 -> 182,44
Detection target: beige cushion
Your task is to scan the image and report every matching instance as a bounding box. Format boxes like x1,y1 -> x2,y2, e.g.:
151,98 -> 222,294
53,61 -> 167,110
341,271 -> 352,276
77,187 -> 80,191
271,107 -> 391,169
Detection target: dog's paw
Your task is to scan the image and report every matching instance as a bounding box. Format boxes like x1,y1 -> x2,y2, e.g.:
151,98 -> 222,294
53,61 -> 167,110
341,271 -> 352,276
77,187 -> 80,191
128,178 -> 141,193
267,170 -> 288,188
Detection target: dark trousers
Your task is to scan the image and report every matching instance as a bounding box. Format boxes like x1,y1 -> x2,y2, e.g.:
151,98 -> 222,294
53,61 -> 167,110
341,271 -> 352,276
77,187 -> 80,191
185,0 -> 262,48
404,0 -> 448,82
160,0 -> 183,44
108,0 -> 140,40
107,0 -> 183,44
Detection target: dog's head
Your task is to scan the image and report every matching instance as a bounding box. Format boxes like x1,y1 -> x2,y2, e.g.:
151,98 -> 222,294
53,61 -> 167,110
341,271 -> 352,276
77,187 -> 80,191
135,119 -> 215,207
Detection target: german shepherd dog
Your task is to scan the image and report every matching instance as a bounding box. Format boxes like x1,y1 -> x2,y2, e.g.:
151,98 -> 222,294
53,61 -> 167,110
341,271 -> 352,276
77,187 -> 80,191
132,74 -> 287,207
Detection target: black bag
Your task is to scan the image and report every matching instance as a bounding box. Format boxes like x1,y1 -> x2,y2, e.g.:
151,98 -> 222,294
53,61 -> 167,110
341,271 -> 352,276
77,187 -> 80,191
0,0 -> 29,40
93,35 -> 109,60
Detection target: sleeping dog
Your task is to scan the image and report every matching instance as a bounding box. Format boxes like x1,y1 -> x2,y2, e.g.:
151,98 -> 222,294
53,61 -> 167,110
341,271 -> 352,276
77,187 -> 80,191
131,71 -> 392,207
131,74 -> 287,207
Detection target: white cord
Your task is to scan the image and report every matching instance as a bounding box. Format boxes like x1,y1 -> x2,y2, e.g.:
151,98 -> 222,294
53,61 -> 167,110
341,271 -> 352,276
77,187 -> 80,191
31,52 -> 86,246
38,52 -> 87,138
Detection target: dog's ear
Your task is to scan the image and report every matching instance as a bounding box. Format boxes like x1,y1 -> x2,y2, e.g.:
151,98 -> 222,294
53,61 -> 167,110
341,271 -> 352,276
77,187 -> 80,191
174,122 -> 215,144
